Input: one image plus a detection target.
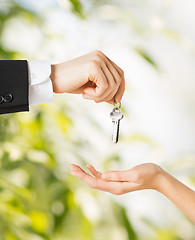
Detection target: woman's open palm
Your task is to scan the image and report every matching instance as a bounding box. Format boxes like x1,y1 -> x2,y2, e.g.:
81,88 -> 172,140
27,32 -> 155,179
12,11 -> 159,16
70,163 -> 161,195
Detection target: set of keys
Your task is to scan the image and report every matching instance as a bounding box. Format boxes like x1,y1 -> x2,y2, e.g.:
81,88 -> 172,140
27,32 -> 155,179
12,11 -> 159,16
110,102 -> 124,143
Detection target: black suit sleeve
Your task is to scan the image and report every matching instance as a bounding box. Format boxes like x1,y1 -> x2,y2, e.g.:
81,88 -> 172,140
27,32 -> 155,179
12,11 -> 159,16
0,60 -> 29,115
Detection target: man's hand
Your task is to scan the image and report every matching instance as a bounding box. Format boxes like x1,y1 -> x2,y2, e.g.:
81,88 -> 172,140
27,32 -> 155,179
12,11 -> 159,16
69,163 -> 162,195
50,51 -> 125,104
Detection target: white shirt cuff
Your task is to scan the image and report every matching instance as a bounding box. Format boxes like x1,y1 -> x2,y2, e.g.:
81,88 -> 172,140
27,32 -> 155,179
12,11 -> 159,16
28,60 -> 53,106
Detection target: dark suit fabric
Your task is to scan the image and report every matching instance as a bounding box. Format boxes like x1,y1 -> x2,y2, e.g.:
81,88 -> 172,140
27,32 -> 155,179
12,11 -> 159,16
0,60 -> 29,115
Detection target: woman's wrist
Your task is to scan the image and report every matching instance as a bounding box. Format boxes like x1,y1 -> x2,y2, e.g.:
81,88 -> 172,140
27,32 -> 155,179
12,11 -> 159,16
152,166 -> 172,195
151,165 -> 167,192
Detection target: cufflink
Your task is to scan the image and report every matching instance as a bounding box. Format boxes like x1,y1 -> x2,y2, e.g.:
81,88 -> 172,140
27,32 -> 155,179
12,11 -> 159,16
0,96 -> 4,104
4,94 -> 13,103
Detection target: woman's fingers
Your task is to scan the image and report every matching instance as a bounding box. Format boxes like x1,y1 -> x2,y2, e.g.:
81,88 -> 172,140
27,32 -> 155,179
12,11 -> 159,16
86,164 -> 102,178
71,170 -> 97,187
70,164 -> 130,195
70,164 -> 86,173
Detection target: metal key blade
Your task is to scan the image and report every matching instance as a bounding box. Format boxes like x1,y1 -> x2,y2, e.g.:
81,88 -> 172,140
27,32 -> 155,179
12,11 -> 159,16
110,108 -> 124,143
112,119 -> 120,143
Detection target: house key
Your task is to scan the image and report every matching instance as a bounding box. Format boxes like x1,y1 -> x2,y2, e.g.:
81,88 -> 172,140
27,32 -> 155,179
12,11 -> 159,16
110,102 -> 124,143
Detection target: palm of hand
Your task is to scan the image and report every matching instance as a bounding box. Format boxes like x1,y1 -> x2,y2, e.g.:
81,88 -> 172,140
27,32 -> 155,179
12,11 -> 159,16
70,163 -> 160,195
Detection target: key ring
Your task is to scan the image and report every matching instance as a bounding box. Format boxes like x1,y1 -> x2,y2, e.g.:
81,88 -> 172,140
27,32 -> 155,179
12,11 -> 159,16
114,101 -> 121,109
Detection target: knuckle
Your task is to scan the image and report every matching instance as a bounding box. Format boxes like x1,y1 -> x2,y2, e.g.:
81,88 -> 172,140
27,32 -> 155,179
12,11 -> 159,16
119,68 -> 124,76
90,60 -> 101,69
92,51 -> 104,62
93,50 -> 104,57
94,55 -> 102,63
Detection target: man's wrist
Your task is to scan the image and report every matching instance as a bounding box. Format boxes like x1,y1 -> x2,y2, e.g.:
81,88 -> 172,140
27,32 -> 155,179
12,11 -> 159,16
50,64 -> 56,93
51,64 -> 62,94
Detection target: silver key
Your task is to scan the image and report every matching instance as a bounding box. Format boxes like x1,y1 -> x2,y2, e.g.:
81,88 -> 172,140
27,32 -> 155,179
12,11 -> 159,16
110,106 -> 124,143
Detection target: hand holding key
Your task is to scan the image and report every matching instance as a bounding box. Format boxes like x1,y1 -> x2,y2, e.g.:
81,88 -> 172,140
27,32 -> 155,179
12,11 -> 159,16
50,50 -> 125,104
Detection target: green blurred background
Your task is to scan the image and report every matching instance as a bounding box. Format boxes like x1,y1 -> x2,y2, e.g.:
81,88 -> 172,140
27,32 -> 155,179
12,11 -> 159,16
0,0 -> 195,239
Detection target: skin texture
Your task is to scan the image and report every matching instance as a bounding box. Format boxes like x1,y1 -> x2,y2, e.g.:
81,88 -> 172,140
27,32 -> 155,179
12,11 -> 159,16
70,163 -> 195,222
50,50 -> 125,104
